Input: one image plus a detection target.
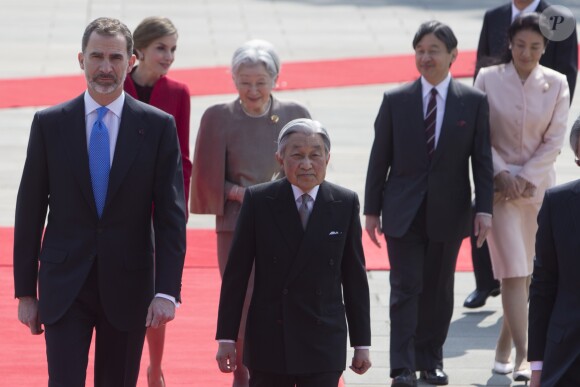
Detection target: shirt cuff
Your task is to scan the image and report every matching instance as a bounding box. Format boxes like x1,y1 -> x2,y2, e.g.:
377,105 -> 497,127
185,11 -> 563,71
530,361 -> 543,371
475,212 -> 492,218
217,339 -> 236,343
353,346 -> 370,350
155,293 -> 180,308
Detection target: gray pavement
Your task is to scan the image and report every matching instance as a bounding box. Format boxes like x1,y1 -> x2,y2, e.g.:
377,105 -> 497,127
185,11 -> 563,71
2,1 -> 580,386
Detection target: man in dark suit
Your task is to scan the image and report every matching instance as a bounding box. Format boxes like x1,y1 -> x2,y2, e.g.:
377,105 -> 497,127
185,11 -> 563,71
528,118 -> 580,387
13,17 -> 186,386
465,0 -> 579,309
216,118 -> 372,386
364,21 -> 493,386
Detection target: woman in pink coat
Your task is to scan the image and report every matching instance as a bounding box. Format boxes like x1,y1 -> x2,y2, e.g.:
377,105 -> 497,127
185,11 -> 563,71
474,13 -> 569,382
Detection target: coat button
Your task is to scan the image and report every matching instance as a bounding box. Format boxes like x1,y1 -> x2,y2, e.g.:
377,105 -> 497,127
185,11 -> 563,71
282,289 -> 288,295
316,290 -> 322,296
329,259 -> 335,266
273,256 -> 278,263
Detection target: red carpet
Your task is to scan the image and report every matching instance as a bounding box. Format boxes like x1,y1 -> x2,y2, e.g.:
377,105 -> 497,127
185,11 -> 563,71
0,51 -> 479,109
0,49 -> 487,385
0,227 -> 473,271
0,265 -> 234,386
0,226 -> 471,385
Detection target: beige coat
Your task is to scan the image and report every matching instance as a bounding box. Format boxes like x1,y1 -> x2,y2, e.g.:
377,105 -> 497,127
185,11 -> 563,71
190,96 -> 310,232
475,62 -> 569,278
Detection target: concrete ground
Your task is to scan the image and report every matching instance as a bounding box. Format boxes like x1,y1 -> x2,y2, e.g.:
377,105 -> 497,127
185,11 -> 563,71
2,1 -> 580,386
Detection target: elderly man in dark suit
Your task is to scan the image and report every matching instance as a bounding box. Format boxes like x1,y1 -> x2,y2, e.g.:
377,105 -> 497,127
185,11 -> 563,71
216,118 -> 371,387
364,21 -> 493,386
14,17 -> 186,387
465,0 -> 579,309
528,117 -> 580,387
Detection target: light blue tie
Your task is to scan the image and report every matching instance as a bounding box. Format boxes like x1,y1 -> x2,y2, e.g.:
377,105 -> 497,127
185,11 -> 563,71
89,106 -> 110,217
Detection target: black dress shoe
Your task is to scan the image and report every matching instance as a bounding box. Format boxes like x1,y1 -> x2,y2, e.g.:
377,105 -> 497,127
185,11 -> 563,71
419,369 -> 449,385
391,369 -> 417,387
463,287 -> 501,308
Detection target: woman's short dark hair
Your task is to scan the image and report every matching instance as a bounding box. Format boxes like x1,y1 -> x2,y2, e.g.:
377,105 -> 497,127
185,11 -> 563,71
497,12 -> 548,64
412,20 -> 458,53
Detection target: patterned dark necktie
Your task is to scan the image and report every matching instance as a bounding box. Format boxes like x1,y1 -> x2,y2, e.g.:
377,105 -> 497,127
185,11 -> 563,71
425,88 -> 437,160
298,194 -> 312,230
89,106 -> 110,217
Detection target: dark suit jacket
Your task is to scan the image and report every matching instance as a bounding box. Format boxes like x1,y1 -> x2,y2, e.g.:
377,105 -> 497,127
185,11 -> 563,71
13,93 -> 187,331
216,178 -> 371,374
529,180 -> 580,387
364,78 -> 493,241
475,1 -> 578,98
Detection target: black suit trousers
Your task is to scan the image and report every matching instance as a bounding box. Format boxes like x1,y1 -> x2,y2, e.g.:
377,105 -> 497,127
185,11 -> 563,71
44,262 -> 147,387
249,369 -> 342,387
386,200 -> 462,372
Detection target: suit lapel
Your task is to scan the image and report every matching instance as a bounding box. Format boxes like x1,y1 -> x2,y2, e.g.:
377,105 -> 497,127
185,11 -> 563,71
269,179 -> 304,258
105,96 -> 146,212
284,182 -> 336,287
406,80 -> 431,165
536,1 -> 548,13
432,79 -> 464,165
568,182 -> 580,232
409,80 -> 428,142
60,94 -> 98,214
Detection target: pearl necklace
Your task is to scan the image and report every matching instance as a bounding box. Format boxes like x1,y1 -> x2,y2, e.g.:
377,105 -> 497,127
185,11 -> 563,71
240,98 -> 271,118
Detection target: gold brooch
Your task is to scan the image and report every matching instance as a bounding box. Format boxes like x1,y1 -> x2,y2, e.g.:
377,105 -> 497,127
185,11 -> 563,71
270,114 -> 279,123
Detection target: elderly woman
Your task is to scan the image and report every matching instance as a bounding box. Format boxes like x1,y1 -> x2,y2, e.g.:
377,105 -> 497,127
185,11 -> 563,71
190,39 -> 310,386
123,16 -> 191,387
474,13 -> 569,382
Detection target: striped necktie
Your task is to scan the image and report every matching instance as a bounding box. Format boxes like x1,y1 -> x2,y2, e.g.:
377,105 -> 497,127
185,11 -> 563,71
425,88 -> 437,160
89,106 -> 110,217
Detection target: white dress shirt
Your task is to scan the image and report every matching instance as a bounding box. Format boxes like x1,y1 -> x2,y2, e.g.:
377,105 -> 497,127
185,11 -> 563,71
421,73 -> 451,150
511,0 -> 540,22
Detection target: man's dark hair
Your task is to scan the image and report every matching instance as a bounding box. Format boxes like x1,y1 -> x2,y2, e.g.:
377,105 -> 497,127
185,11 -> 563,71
82,17 -> 133,56
412,20 -> 458,52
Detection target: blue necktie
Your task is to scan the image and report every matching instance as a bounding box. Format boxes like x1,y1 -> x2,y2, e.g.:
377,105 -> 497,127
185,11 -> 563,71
89,106 -> 110,217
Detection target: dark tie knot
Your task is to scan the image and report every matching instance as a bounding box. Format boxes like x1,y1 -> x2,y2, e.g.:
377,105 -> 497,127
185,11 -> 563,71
430,88 -> 438,98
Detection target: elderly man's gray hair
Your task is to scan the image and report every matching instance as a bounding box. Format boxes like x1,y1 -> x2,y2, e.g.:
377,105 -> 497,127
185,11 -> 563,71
277,118 -> 331,156
570,116 -> 580,156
